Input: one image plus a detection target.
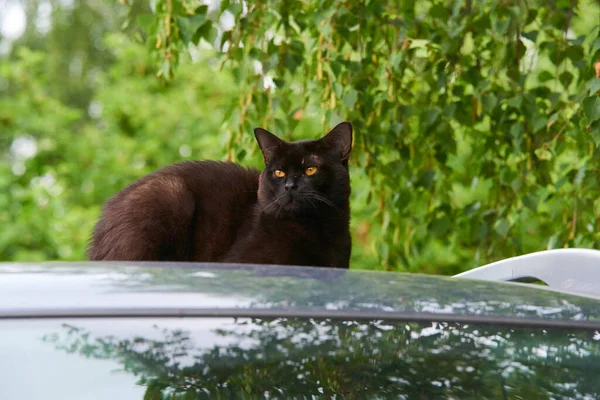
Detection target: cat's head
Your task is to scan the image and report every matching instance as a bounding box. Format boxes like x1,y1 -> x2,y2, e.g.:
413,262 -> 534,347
254,122 -> 352,218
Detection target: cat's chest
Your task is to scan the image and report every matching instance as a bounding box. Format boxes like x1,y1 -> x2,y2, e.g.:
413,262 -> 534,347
271,220 -> 336,244
269,222 -> 344,257
224,216 -> 349,268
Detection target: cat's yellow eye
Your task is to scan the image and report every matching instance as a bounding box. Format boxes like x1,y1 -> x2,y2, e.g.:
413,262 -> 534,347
274,170 -> 285,178
305,166 -> 318,176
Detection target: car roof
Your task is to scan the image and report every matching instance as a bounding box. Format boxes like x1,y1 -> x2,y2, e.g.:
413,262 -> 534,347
1,261 -> 600,329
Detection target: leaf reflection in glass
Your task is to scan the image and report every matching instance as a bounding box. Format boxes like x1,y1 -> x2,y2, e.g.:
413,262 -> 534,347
43,319 -> 600,399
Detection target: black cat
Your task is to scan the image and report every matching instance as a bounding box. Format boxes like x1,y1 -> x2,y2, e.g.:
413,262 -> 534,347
88,122 -> 352,268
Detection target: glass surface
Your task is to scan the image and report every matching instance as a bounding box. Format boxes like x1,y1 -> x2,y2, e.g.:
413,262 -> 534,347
1,317 -> 599,399
3,263 -> 600,325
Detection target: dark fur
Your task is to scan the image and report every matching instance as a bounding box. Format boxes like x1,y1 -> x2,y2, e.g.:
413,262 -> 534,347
87,122 -> 353,268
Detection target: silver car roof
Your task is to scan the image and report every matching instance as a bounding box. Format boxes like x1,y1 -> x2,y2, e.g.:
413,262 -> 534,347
1,259 -> 600,329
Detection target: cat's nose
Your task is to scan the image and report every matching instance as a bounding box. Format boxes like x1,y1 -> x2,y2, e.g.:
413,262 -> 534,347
284,180 -> 298,191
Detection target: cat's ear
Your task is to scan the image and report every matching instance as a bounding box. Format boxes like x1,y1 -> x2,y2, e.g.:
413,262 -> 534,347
322,122 -> 352,161
254,128 -> 283,163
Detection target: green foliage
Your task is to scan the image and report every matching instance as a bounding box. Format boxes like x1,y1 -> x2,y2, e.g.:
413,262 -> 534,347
136,0 -> 600,273
0,27 -> 238,260
2,0 -> 600,273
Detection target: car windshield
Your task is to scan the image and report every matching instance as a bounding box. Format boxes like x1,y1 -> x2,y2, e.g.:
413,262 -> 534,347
2,317 -> 599,399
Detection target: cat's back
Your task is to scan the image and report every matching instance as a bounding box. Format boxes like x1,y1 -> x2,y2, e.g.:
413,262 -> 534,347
164,160 -> 259,196
107,160 -> 260,213
165,160 -> 260,220
88,160 -> 260,261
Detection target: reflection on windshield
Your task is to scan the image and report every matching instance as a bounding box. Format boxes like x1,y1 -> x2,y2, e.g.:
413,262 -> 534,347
43,318 -> 600,399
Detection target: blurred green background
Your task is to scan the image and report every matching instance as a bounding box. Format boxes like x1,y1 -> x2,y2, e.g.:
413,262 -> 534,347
1,0 -> 599,273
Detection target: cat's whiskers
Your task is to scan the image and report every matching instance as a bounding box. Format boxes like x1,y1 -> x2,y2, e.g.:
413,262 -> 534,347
306,197 -> 317,211
260,193 -> 287,215
275,203 -> 284,220
261,190 -> 340,219
303,195 -> 320,213
301,190 -> 340,212
260,200 -> 278,214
